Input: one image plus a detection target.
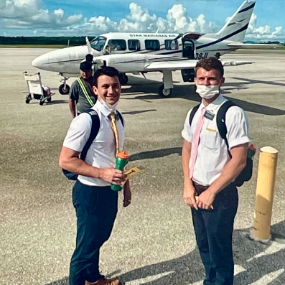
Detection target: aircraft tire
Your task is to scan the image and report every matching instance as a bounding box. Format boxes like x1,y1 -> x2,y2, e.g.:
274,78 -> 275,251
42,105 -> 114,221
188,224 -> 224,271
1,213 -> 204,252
25,94 -> 31,104
59,84 -> 70,95
158,85 -> 172,98
119,74 -> 128,85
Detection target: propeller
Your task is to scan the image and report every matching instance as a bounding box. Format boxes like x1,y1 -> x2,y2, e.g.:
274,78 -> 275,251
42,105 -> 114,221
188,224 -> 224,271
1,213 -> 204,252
86,36 -> 92,54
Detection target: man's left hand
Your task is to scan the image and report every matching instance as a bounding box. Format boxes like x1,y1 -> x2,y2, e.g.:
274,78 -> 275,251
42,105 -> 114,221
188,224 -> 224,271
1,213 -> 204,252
196,189 -> 216,210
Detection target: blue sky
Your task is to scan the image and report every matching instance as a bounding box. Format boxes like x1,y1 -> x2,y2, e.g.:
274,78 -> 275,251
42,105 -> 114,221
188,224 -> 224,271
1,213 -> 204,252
0,0 -> 284,41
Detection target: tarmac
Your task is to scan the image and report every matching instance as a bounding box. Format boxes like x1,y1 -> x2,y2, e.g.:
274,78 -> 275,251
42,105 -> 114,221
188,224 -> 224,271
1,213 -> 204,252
0,48 -> 285,285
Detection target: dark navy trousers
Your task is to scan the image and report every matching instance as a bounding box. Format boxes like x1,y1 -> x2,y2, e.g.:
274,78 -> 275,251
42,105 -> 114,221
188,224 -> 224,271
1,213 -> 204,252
69,180 -> 118,285
191,184 -> 238,285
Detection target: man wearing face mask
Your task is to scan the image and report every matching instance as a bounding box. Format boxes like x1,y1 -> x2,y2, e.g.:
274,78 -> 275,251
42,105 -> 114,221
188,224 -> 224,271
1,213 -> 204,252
181,57 -> 249,285
59,66 -> 131,285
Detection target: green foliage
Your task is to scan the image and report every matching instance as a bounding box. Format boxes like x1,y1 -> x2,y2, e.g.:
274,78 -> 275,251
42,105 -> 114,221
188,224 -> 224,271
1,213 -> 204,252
0,36 -> 94,46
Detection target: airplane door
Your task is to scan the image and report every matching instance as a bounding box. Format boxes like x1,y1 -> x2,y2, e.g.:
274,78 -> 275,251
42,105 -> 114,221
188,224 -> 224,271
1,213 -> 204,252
182,40 -> 195,59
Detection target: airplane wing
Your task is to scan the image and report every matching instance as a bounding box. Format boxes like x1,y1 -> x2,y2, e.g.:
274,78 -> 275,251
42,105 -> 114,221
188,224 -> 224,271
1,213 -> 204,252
144,60 -> 198,71
228,42 -> 282,49
144,60 -> 252,71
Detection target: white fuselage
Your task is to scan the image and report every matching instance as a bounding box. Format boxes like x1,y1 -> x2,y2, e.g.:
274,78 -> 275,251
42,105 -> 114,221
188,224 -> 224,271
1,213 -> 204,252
32,32 -> 235,75
32,1 -> 257,76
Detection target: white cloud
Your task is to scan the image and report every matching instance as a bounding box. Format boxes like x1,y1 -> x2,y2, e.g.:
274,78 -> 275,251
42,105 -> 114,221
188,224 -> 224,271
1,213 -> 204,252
118,3 -> 157,32
54,9 -> 64,18
0,0 -> 82,31
0,0 -> 283,41
116,3 -> 216,34
245,13 -> 284,41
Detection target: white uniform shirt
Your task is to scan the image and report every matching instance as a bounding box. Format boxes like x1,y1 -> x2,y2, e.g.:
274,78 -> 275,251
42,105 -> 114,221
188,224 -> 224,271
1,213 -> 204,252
63,100 -> 125,186
182,94 -> 249,186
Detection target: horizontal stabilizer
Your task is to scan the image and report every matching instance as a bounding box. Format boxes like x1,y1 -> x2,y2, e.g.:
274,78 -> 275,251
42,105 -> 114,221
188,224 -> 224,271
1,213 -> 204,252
228,42 -> 282,49
221,60 -> 253,66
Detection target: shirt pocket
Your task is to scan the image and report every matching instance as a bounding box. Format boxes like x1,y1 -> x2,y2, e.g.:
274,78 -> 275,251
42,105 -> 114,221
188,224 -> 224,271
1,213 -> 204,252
201,129 -> 220,150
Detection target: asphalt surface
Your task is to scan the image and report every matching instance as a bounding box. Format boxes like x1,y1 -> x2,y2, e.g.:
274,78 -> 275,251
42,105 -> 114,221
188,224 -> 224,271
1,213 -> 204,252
0,48 -> 285,285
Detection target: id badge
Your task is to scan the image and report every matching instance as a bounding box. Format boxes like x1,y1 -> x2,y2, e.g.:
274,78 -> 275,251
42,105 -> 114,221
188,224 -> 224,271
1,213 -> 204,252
204,110 -> 215,120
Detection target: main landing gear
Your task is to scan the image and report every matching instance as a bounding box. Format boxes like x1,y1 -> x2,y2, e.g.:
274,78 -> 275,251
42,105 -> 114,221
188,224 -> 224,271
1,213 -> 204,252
118,73 -> 128,85
158,70 -> 173,98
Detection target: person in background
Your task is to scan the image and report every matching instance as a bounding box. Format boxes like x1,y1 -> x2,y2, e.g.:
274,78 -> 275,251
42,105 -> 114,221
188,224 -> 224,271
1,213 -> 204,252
69,61 -> 96,118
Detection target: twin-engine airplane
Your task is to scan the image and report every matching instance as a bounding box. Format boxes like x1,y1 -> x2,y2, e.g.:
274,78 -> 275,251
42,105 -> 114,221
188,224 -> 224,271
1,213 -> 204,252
32,1 -> 279,97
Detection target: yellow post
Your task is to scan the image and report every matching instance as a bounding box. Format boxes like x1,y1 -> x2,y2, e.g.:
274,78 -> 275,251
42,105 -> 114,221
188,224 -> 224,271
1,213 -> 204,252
250,146 -> 278,242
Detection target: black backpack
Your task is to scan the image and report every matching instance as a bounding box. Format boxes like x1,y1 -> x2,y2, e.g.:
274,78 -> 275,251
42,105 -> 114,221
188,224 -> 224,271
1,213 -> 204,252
62,109 -> 123,180
189,100 -> 252,187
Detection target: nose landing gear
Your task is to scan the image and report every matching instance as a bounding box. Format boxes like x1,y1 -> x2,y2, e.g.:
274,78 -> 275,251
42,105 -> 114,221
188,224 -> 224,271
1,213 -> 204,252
59,74 -> 70,95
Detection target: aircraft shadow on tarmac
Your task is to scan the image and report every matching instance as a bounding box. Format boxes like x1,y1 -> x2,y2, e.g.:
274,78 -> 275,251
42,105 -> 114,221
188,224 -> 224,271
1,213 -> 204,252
46,100 -> 69,105
122,109 -> 157,116
121,76 -> 285,116
129,147 -> 181,161
27,99 -> 69,105
46,221 -> 285,285
232,77 -> 285,88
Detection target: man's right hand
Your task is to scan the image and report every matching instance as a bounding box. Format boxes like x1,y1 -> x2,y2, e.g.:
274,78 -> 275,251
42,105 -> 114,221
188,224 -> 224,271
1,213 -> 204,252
183,182 -> 198,210
99,168 -> 127,184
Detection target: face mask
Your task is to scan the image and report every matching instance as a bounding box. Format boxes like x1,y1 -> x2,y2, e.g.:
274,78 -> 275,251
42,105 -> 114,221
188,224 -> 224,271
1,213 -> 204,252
99,98 -> 118,112
196,84 -> 220,99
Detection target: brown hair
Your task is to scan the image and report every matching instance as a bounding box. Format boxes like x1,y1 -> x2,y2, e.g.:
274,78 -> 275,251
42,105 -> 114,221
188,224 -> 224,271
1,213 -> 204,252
93,66 -> 120,87
195,57 -> 224,78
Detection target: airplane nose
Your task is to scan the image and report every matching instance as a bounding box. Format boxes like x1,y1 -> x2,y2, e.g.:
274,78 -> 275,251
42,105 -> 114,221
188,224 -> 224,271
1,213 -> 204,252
32,54 -> 49,70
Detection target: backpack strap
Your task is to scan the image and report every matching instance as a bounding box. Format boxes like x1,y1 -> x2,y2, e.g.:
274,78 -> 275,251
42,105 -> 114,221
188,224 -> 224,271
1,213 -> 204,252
189,104 -> 200,126
77,78 -> 95,107
116,110 -> 124,127
80,109 -> 100,161
216,100 -> 236,158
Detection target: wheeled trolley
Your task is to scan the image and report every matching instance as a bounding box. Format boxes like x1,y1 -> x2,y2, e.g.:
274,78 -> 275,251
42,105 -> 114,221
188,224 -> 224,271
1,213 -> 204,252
24,72 -> 54,105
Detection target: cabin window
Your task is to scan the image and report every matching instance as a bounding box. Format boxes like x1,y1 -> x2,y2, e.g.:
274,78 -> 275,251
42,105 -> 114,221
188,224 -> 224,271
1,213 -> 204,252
145,40 -> 160,51
128,39 -> 140,51
107,39 -> 126,51
165,39 -> 178,50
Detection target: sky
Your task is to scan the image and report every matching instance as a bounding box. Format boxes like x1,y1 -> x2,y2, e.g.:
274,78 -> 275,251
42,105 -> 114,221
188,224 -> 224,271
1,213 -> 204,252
0,0 -> 284,42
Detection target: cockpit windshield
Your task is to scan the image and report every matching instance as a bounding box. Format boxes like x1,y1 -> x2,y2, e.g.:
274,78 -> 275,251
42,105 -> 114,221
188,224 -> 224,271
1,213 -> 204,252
90,36 -> 107,51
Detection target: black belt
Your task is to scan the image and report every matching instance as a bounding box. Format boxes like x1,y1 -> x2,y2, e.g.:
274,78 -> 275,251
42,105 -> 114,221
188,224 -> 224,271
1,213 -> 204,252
193,181 -> 209,196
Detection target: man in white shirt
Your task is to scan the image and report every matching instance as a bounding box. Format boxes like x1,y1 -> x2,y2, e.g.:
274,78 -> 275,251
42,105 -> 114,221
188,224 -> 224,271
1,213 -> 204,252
59,66 -> 130,285
181,57 -> 249,285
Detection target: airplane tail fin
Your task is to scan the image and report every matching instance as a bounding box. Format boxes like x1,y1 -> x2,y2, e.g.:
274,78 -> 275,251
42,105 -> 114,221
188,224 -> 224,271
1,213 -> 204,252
216,1 -> 255,42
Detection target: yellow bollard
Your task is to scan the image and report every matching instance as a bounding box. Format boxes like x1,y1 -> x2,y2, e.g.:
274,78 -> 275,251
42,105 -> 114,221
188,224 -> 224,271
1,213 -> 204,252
250,146 -> 278,242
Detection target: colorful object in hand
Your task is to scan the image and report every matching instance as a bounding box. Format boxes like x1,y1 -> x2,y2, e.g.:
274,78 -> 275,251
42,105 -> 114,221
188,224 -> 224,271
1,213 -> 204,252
111,151 -> 130,191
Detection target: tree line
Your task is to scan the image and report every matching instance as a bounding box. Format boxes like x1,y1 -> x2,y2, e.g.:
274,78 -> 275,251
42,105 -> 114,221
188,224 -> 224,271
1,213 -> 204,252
0,36 -> 94,46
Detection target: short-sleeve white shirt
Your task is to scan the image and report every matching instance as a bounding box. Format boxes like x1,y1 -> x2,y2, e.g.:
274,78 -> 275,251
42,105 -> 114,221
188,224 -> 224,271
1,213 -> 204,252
63,100 -> 125,186
181,94 -> 250,186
